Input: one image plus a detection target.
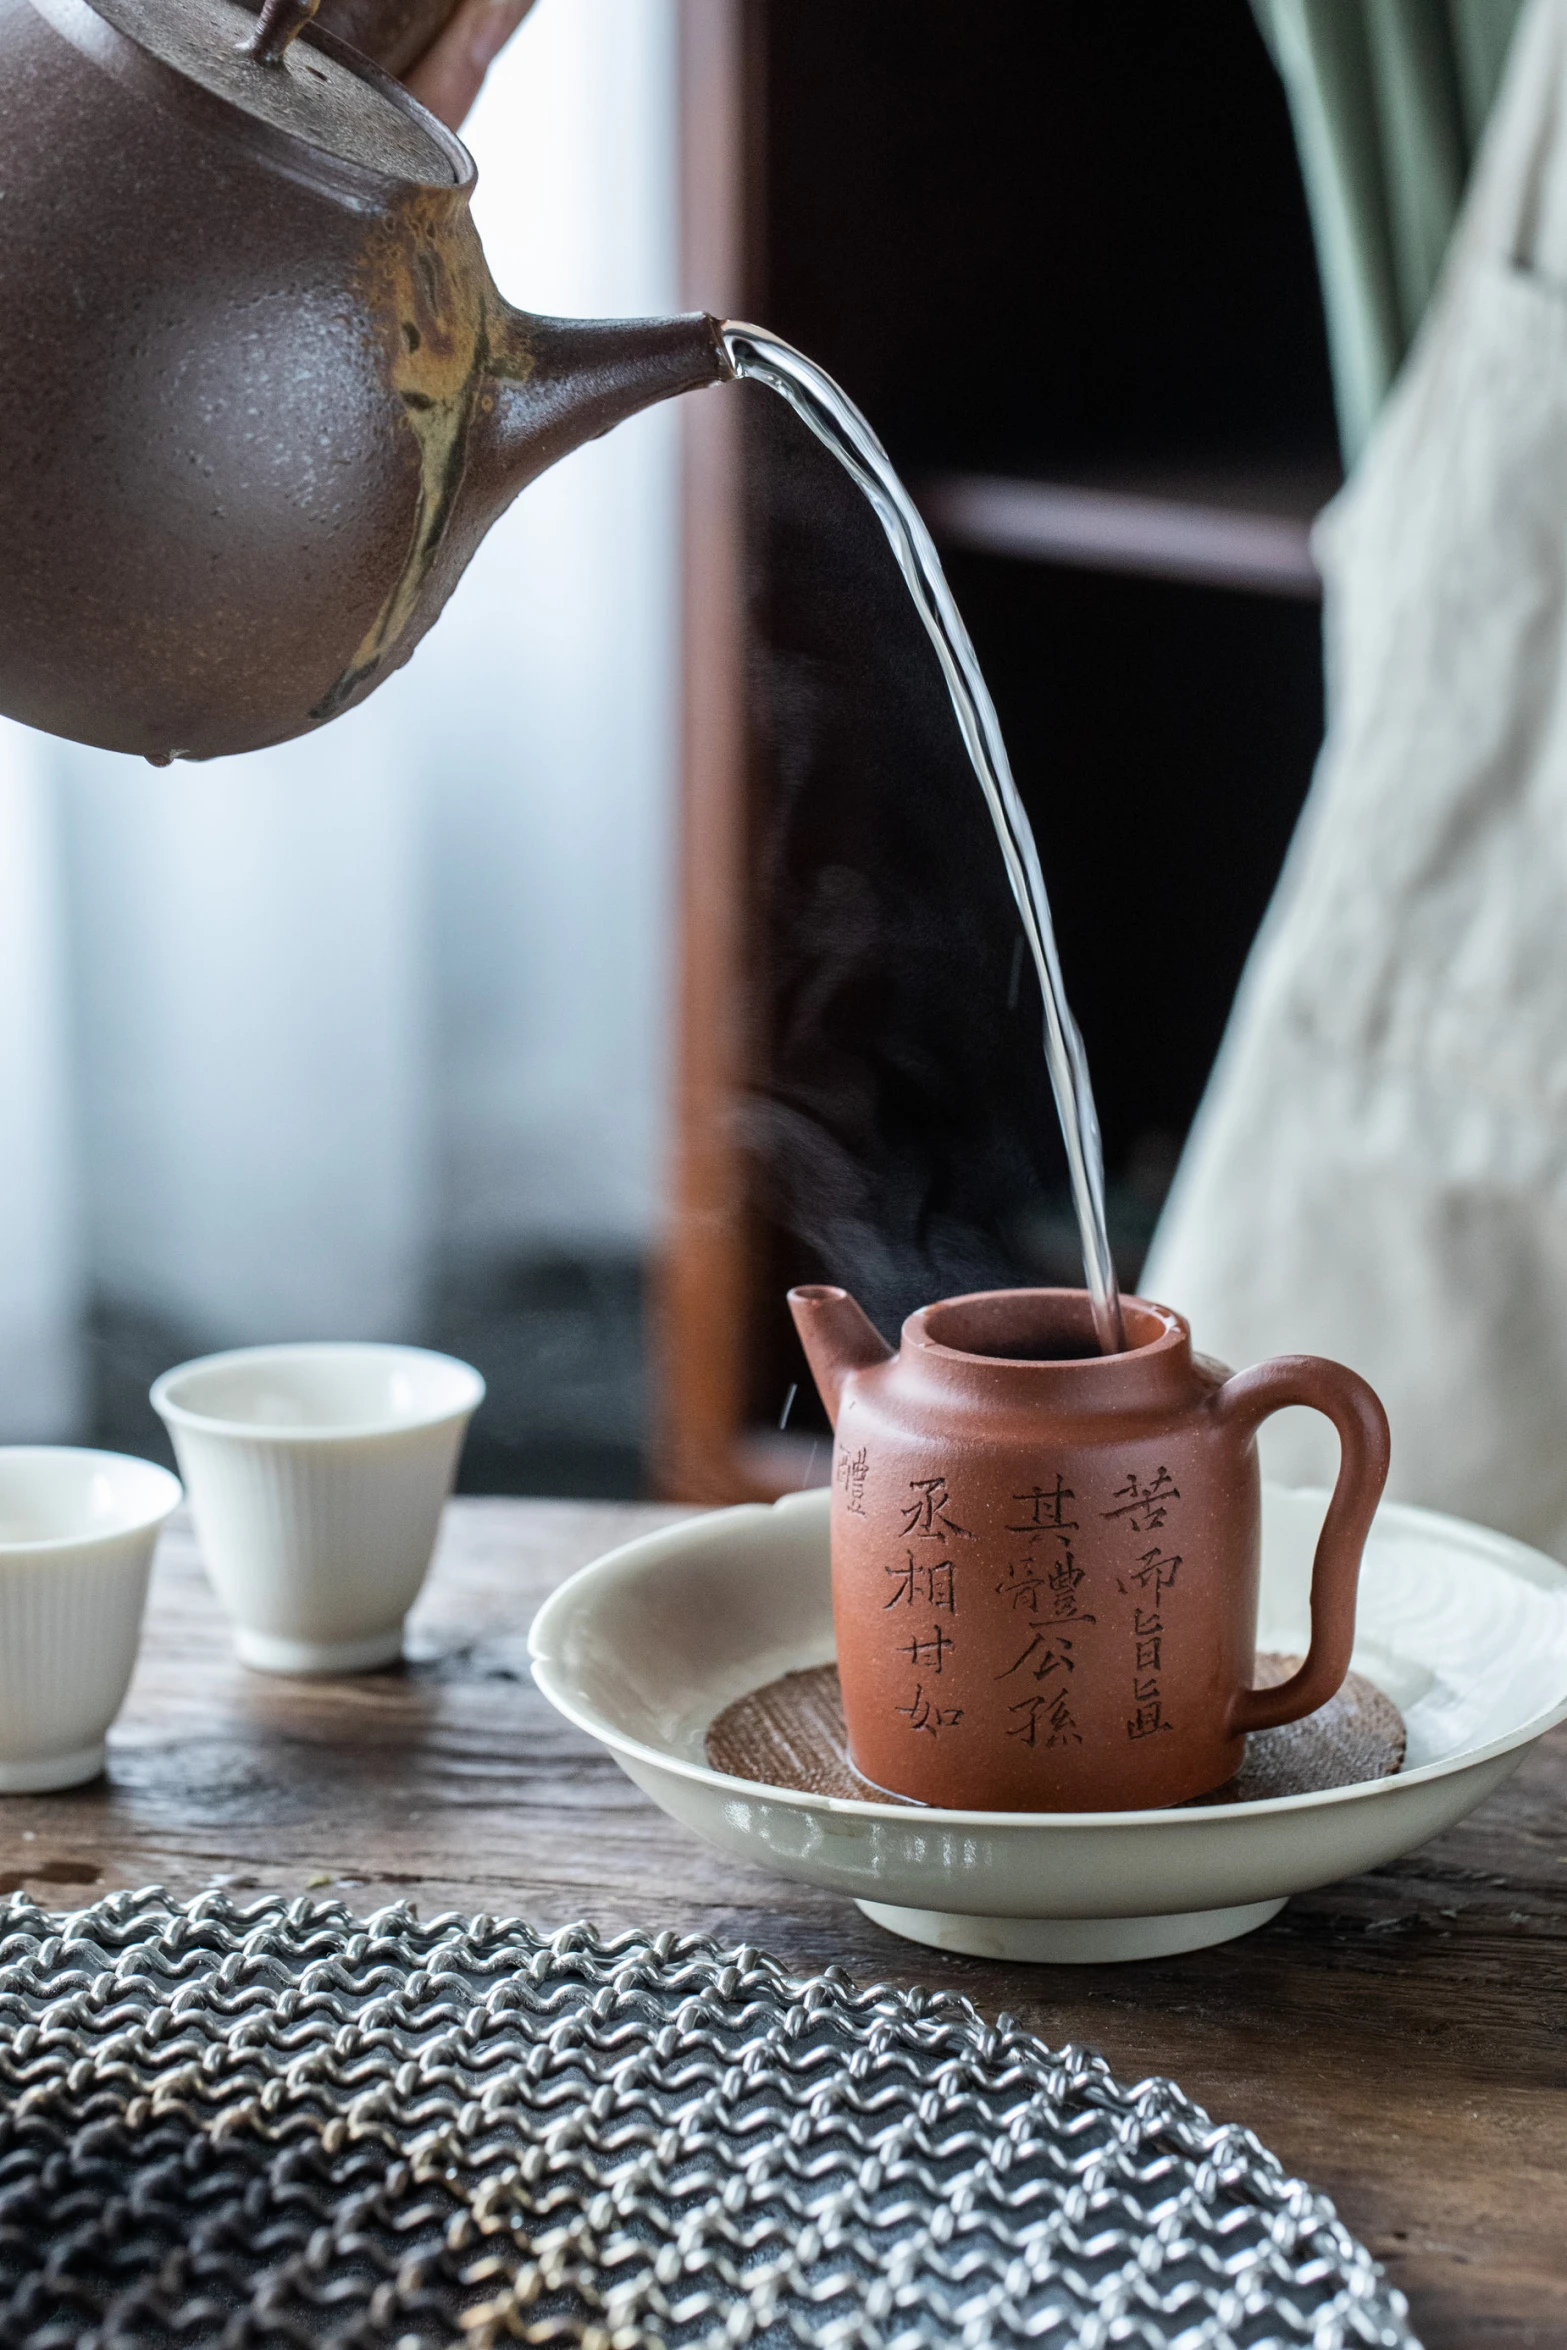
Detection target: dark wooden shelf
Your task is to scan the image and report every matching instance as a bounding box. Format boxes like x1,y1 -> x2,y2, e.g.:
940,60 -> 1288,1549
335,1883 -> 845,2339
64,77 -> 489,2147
919,460 -> 1342,599
660,0 -> 1342,1510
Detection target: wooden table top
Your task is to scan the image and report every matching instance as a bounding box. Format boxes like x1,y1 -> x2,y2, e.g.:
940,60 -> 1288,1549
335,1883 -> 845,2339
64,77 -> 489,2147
2,1497 -> 1562,2347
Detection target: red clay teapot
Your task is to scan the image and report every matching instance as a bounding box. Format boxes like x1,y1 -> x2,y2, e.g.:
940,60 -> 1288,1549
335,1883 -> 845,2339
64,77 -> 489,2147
0,0 -> 729,762
790,1283 -> 1391,1811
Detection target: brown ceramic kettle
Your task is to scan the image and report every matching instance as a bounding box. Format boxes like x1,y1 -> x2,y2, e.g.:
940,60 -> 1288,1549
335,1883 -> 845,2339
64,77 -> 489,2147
790,1284 -> 1391,1812
0,0 -> 730,762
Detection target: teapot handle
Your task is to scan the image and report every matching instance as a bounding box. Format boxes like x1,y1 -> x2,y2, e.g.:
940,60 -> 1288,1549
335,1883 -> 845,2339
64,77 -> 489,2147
1214,1355 -> 1390,1736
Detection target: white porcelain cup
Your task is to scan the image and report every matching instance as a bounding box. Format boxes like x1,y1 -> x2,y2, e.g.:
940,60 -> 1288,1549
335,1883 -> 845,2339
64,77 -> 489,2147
150,1342 -> 484,1674
0,1446 -> 182,1791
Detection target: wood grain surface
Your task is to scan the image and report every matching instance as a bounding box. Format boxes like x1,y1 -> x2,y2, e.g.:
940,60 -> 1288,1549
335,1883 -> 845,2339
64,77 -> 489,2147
1,1499 -> 1562,2346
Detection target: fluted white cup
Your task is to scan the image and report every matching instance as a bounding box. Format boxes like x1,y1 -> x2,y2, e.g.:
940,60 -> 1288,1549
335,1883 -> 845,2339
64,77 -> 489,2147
0,1447 -> 182,1791
150,1343 -> 484,1674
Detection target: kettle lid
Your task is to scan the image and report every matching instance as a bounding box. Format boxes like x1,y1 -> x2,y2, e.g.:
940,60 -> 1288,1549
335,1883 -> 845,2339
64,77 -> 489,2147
76,0 -> 464,187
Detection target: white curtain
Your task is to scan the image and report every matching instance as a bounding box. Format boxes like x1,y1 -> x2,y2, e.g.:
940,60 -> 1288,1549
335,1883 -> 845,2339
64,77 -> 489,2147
1144,0 -> 1567,1556
0,0 -> 680,1437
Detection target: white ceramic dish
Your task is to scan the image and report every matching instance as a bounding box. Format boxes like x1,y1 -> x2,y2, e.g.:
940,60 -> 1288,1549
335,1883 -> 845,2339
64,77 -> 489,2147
0,1446 -> 183,1790
530,1482 -> 1567,1962
152,1342 -> 484,1673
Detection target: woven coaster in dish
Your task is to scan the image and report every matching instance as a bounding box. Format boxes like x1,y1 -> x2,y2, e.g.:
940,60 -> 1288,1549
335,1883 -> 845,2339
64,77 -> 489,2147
706,1653 -> 1405,1806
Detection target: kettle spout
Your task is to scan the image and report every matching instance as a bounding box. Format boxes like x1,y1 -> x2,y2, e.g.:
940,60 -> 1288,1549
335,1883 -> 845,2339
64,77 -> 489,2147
320,303 -> 732,731
788,1285 -> 894,1429
474,307 -> 732,516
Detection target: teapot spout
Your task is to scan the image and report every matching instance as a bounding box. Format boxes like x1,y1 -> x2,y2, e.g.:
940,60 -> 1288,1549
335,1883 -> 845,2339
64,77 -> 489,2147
464,307 -> 732,535
788,1285 -> 894,1429
319,302 -> 731,729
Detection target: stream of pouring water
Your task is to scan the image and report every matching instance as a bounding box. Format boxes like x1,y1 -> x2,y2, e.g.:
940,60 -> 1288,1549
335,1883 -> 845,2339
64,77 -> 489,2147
721,322 -> 1126,1355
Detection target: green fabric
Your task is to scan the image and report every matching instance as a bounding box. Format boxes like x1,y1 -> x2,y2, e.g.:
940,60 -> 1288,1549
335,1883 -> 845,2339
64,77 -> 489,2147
1253,0 -> 1527,460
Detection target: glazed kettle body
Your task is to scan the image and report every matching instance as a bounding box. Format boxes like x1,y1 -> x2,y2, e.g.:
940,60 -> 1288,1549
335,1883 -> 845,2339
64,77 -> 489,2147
0,0 -> 726,761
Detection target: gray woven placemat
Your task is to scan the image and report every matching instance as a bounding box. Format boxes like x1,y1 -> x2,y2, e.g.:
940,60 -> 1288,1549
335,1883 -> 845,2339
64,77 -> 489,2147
0,1889 -> 1418,2349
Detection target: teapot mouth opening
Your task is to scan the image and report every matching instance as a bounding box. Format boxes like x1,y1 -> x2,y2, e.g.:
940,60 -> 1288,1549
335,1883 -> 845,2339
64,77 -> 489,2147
912,1287 -> 1184,1365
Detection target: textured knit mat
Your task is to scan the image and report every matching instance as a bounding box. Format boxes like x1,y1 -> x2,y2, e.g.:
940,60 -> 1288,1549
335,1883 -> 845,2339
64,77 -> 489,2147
707,1656 -> 1406,1809
0,1890 -> 1418,2350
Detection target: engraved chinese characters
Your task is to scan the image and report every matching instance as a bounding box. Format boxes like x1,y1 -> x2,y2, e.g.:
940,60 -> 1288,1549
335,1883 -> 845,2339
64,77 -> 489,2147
999,1474 -> 1089,1752
790,1283 -> 1389,1812
860,1451 -> 1188,1778
1105,1468 -> 1182,1744
883,1475 -> 968,1741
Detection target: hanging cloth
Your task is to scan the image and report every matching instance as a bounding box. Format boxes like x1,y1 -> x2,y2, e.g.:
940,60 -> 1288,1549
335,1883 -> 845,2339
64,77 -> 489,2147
1144,0 -> 1567,1555
1253,0 -> 1526,458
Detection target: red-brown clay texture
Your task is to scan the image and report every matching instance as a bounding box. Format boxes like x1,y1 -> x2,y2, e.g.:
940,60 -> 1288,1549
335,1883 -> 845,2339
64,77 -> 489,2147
789,1286 -> 1390,1813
